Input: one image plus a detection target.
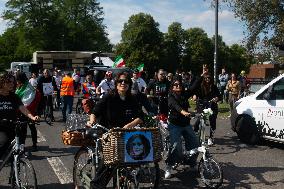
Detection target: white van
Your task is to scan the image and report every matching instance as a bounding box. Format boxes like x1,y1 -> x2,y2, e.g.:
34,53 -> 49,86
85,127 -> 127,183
231,74 -> 284,144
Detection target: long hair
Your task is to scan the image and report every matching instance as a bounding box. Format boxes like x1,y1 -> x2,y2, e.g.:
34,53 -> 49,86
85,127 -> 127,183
0,72 -> 15,89
201,74 -> 213,96
114,72 -> 132,96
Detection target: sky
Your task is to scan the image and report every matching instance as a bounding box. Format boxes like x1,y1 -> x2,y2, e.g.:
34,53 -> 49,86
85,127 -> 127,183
0,0 -> 246,46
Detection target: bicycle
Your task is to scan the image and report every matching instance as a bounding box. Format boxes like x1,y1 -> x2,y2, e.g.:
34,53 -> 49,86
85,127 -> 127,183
73,124 -> 160,189
159,109 -> 223,189
76,89 -> 99,114
43,95 -> 53,125
0,119 -> 38,189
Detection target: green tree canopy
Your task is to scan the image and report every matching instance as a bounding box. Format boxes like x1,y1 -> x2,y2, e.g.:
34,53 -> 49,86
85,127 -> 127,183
223,0 -> 284,52
115,13 -> 163,74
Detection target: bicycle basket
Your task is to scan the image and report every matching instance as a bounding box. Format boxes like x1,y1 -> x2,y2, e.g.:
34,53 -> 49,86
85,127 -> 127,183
65,114 -> 89,131
102,127 -> 162,165
61,129 -> 95,146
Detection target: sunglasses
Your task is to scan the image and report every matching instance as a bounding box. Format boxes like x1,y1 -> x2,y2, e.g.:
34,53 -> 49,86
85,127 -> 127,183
173,83 -> 182,87
117,79 -> 130,84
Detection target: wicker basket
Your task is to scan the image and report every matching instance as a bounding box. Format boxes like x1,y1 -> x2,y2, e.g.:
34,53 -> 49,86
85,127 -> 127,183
102,127 -> 162,165
61,129 -> 95,146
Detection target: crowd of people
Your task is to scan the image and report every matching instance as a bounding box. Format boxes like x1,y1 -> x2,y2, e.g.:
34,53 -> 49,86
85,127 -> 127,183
0,65 -> 251,185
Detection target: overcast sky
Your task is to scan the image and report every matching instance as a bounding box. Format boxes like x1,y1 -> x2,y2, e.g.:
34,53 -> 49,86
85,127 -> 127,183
0,0 -> 246,45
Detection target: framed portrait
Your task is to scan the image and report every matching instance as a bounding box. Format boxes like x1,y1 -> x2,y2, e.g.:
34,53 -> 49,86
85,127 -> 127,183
124,131 -> 153,163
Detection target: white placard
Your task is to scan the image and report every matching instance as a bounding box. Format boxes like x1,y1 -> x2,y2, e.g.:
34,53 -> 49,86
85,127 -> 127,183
43,82 -> 53,96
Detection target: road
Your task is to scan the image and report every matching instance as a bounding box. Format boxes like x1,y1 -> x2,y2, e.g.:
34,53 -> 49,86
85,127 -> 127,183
1,108 -> 284,189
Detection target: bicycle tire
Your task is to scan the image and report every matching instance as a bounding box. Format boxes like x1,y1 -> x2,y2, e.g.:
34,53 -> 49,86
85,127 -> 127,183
73,147 -> 102,189
44,106 -> 52,125
11,158 -> 38,189
123,162 -> 160,189
198,157 -> 223,189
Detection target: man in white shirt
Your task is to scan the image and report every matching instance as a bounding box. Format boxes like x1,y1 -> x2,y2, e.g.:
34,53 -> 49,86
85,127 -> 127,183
132,69 -> 147,92
29,72 -> 38,88
96,71 -> 115,97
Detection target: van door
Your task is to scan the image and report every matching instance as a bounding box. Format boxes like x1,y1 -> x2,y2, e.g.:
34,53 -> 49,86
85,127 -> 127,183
252,77 -> 284,140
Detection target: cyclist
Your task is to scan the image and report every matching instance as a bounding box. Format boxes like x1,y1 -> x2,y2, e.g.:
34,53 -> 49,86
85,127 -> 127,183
81,74 -> 96,99
145,69 -> 170,115
87,72 -> 143,188
15,72 -> 41,151
165,75 -> 200,179
37,69 -> 57,121
193,73 -> 220,146
0,72 -> 39,158
96,71 -> 115,98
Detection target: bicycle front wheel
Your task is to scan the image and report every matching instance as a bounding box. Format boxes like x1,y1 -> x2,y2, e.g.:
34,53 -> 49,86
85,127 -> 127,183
198,157 -> 223,189
11,158 -> 38,189
73,147 -> 101,189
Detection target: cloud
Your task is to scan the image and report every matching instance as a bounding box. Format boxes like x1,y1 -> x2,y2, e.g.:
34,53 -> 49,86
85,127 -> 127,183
101,0 -> 244,45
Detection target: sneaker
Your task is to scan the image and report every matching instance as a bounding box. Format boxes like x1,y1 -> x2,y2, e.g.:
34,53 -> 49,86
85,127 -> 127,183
164,166 -> 172,179
208,138 -> 214,146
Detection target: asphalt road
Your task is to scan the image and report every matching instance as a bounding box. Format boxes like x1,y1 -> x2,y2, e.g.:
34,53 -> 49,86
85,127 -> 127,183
1,108 -> 284,189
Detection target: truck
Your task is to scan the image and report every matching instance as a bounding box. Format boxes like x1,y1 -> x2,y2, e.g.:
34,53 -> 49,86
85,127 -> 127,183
10,62 -> 38,78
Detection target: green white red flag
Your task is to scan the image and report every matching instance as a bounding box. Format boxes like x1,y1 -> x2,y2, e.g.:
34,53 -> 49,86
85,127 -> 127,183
137,63 -> 144,72
113,55 -> 125,68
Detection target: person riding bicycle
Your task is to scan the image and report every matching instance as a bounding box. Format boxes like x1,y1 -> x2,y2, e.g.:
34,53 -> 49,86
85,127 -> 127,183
193,73 -> 220,146
37,69 -> 57,121
0,72 -> 39,158
95,70 -> 115,98
145,69 -> 170,115
81,74 -> 96,99
15,72 -> 41,151
164,75 -> 200,179
87,72 -> 143,188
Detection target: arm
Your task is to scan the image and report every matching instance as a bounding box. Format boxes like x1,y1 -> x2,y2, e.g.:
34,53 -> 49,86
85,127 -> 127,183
123,118 -> 143,129
168,95 -> 190,117
19,105 -> 39,121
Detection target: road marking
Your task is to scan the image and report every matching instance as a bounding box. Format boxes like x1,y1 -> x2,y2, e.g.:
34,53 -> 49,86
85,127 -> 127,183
47,157 -> 73,184
37,130 -> 46,142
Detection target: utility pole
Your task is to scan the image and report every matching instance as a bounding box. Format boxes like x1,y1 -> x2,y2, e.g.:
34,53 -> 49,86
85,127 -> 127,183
214,0 -> 219,84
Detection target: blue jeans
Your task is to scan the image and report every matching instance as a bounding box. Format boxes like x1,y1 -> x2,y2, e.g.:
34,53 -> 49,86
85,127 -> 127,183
61,96 -> 74,121
166,122 -> 199,166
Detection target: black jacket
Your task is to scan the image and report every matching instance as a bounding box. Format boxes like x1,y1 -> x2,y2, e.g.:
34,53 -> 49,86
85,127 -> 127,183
93,93 -> 144,129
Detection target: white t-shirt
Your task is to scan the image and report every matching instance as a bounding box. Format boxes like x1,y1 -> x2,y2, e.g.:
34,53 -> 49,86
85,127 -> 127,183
98,79 -> 115,95
29,78 -> 38,88
132,77 -> 147,92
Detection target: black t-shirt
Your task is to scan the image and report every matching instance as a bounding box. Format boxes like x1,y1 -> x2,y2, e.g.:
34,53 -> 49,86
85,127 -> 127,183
146,80 -> 170,115
0,93 -> 23,132
93,93 -> 144,129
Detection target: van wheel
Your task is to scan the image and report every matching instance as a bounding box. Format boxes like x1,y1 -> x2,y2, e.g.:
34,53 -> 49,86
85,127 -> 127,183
236,115 -> 260,145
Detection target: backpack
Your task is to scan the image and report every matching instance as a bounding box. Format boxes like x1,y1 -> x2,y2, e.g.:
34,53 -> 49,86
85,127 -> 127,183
82,99 -> 94,114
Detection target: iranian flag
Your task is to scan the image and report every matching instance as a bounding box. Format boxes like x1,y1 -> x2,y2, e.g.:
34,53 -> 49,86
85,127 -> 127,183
113,55 -> 125,68
137,63 -> 144,73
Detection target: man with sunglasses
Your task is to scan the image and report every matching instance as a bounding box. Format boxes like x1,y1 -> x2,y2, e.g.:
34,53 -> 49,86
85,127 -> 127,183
145,69 -> 170,115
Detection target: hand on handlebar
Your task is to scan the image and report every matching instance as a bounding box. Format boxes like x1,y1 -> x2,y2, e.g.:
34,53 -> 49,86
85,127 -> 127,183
32,116 -> 40,122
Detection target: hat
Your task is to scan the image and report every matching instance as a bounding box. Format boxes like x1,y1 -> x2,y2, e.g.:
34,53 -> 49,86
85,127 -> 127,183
240,70 -> 246,76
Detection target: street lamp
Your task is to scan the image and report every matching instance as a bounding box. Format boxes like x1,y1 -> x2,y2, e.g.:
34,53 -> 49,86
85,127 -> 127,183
214,0 -> 218,84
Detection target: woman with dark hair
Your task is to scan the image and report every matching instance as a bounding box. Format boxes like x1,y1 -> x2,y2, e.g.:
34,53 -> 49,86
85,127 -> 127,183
193,74 -> 220,146
165,75 -> 200,179
126,134 -> 150,160
86,72 -> 144,188
15,72 -> 41,151
0,72 -> 39,158
89,72 -> 143,129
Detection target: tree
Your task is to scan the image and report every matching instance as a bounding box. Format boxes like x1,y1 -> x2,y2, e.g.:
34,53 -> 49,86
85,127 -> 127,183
182,28 -> 214,74
162,22 -> 186,72
115,13 -> 163,74
223,0 -> 284,52
2,0 -> 112,51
